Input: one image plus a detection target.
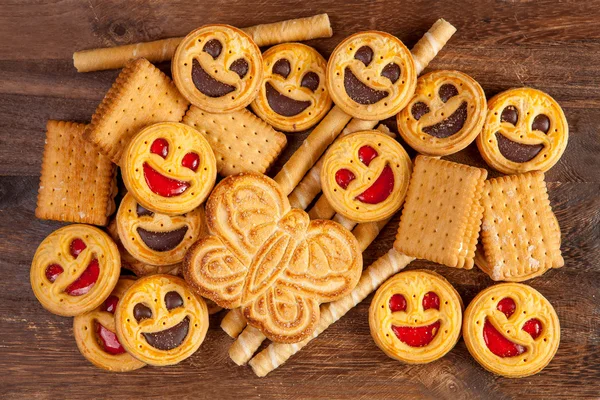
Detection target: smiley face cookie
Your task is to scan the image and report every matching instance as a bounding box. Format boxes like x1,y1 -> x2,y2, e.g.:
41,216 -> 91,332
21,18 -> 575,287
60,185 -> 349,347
172,24 -> 263,113
121,122 -> 217,215
320,130 -> 412,223
251,43 -> 331,132
463,283 -> 560,378
369,270 -> 463,364
327,31 -> 416,120
477,88 -> 568,174
398,70 -> 486,156
30,224 -> 121,316
115,274 -> 209,366
73,277 -> 145,371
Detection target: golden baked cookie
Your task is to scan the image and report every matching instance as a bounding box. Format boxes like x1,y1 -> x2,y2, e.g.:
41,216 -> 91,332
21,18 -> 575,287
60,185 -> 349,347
320,130 -> 412,223
251,43 -> 331,132
477,88 -> 568,174
73,277 -> 145,372
463,283 -> 560,378
30,224 -> 120,316
121,122 -> 217,215
369,270 -> 462,364
397,70 -> 486,156
326,31 -> 416,120
115,274 -> 209,366
172,24 -> 263,113
184,172 -> 362,343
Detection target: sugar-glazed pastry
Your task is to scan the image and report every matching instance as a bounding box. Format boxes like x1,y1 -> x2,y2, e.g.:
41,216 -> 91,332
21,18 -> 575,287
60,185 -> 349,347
251,43 -> 331,132
397,70 -> 486,156
477,88 -> 568,174
115,274 -> 209,366
184,172 -> 362,343
320,130 -> 412,222
30,224 -> 120,316
326,31 -> 416,120
172,24 -> 263,113
369,270 -> 462,364
463,283 -> 560,378
73,276 -> 145,371
121,122 -> 217,215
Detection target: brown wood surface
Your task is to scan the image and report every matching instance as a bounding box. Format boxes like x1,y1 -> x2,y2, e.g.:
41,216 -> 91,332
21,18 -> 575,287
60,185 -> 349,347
1,1 -> 599,399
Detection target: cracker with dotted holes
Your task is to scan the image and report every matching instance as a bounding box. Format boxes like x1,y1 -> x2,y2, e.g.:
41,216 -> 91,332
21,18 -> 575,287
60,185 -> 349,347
182,106 -> 287,176
84,58 -> 189,164
475,171 -> 563,281
36,120 -> 117,226
394,156 -> 487,269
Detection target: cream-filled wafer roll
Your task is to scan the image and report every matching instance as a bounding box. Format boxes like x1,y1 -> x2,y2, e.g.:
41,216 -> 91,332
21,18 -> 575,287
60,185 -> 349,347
410,19 -> 456,75
220,308 -> 246,338
73,14 -> 333,72
333,214 -> 357,231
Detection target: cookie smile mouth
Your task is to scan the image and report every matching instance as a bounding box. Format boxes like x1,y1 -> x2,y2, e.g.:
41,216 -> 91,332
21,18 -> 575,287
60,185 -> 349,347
142,316 -> 190,351
191,59 -> 235,98
65,258 -> 100,296
392,320 -> 441,347
143,163 -> 190,198
137,226 -> 189,252
483,318 -> 526,357
265,82 -> 311,117
423,102 -> 468,138
496,132 -> 544,163
344,67 -> 388,105
356,165 -> 394,204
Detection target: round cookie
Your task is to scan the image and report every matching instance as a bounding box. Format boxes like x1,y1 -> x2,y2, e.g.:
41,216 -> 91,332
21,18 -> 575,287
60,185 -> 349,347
73,277 -> 145,372
477,88 -> 568,174
121,122 -> 217,215
115,274 -> 209,366
251,43 -> 331,132
172,24 -> 263,113
326,31 -> 417,120
320,130 -> 412,223
463,283 -> 560,378
369,270 -> 463,364
398,70 -> 486,156
30,224 -> 121,317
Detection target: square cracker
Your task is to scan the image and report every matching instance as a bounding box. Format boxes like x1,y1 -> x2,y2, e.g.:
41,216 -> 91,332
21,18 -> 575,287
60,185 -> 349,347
84,58 -> 189,164
394,156 -> 487,269
183,106 -> 287,176
36,120 -> 117,226
476,171 -> 563,281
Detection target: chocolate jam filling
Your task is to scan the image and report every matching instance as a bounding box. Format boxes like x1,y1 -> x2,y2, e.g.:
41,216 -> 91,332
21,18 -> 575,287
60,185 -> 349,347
136,204 -> 154,217
265,83 -> 311,117
133,303 -> 152,322
272,58 -> 291,78
438,84 -> 459,102
191,59 -> 235,97
411,102 -> 430,120
354,46 -> 374,66
496,132 -> 544,163
501,106 -> 519,125
301,72 -> 320,92
165,291 -> 184,310
203,39 -> 222,59
422,102 -> 468,138
142,317 -> 190,351
229,58 -> 249,79
344,67 -> 388,105
532,114 -> 551,133
381,63 -> 401,84
137,226 -> 188,252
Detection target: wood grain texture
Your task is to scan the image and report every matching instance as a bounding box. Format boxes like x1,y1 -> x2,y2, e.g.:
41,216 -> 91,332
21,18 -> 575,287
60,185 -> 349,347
0,1 -> 599,399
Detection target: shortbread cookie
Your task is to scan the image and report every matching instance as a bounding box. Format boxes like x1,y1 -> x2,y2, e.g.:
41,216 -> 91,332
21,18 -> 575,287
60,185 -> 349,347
475,171 -> 563,282
394,156 -> 487,269
30,224 -> 121,316
321,130 -> 412,223
327,31 -> 417,120
184,173 -> 362,343
398,70 -> 486,156
369,270 -> 462,364
182,106 -> 287,176
172,24 -> 263,113
36,120 -> 116,226
121,122 -> 217,215
477,88 -> 568,174
84,58 -> 189,164
463,283 -> 560,378
251,43 -> 331,132
73,277 -> 146,371
115,274 -> 209,366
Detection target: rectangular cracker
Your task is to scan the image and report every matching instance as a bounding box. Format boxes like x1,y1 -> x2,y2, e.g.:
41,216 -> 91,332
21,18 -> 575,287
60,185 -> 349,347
36,120 -> 117,226
476,171 -> 563,281
84,58 -> 189,164
182,106 -> 287,176
394,156 -> 487,269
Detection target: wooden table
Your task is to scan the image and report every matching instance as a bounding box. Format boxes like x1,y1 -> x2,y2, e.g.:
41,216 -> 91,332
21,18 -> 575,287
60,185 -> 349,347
1,1 -> 599,398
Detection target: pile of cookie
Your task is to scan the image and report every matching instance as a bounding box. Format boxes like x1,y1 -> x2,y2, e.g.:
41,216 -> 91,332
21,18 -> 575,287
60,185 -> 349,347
30,14 -> 568,379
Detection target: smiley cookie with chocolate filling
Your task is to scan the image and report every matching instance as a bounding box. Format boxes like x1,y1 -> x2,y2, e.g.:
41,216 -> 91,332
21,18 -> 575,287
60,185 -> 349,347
477,88 -> 568,174
321,130 -> 412,223
398,70 -> 486,156
327,31 -> 417,120
172,24 -> 263,113
115,274 -> 209,366
251,43 -> 331,132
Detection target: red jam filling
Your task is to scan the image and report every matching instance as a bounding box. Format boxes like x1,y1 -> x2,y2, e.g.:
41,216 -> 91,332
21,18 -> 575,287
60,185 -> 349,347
389,293 -> 407,312
392,321 -> 441,347
65,259 -> 100,296
335,168 -> 356,189
101,295 -> 119,314
497,297 -> 516,318
182,152 -> 200,172
143,162 -> 190,197
422,292 -> 440,311
150,138 -> 169,159
522,318 -> 542,340
356,165 -> 394,204
45,264 -> 64,283
358,145 -> 378,166
95,322 -> 126,355
483,319 -> 526,357
69,238 -> 86,259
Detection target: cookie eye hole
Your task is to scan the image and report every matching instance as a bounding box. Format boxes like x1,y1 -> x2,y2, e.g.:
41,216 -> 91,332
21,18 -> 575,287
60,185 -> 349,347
133,303 -> 153,322
358,145 -> 378,166
45,264 -> 64,283
272,58 -> 291,79
301,72 -> 320,92
136,204 -> 154,218
182,152 -> 200,172
497,297 -> 516,318
422,292 -> 440,311
164,291 -> 184,311
354,46 -> 374,66
522,318 -> 542,339
438,84 -> 459,103
70,238 -> 87,259
531,114 -> 550,134
381,63 -> 400,84
150,138 -> 169,159
335,169 -> 356,190
501,106 -> 519,125
203,39 -> 223,59
102,295 -> 120,314
230,58 -> 249,79
411,102 -> 430,120
389,293 -> 407,312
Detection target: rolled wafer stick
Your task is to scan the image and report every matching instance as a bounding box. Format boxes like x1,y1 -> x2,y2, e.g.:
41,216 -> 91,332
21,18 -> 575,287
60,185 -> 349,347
73,14 -> 333,72
220,307 -> 246,338
333,214 -> 357,231
410,18 -> 457,75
